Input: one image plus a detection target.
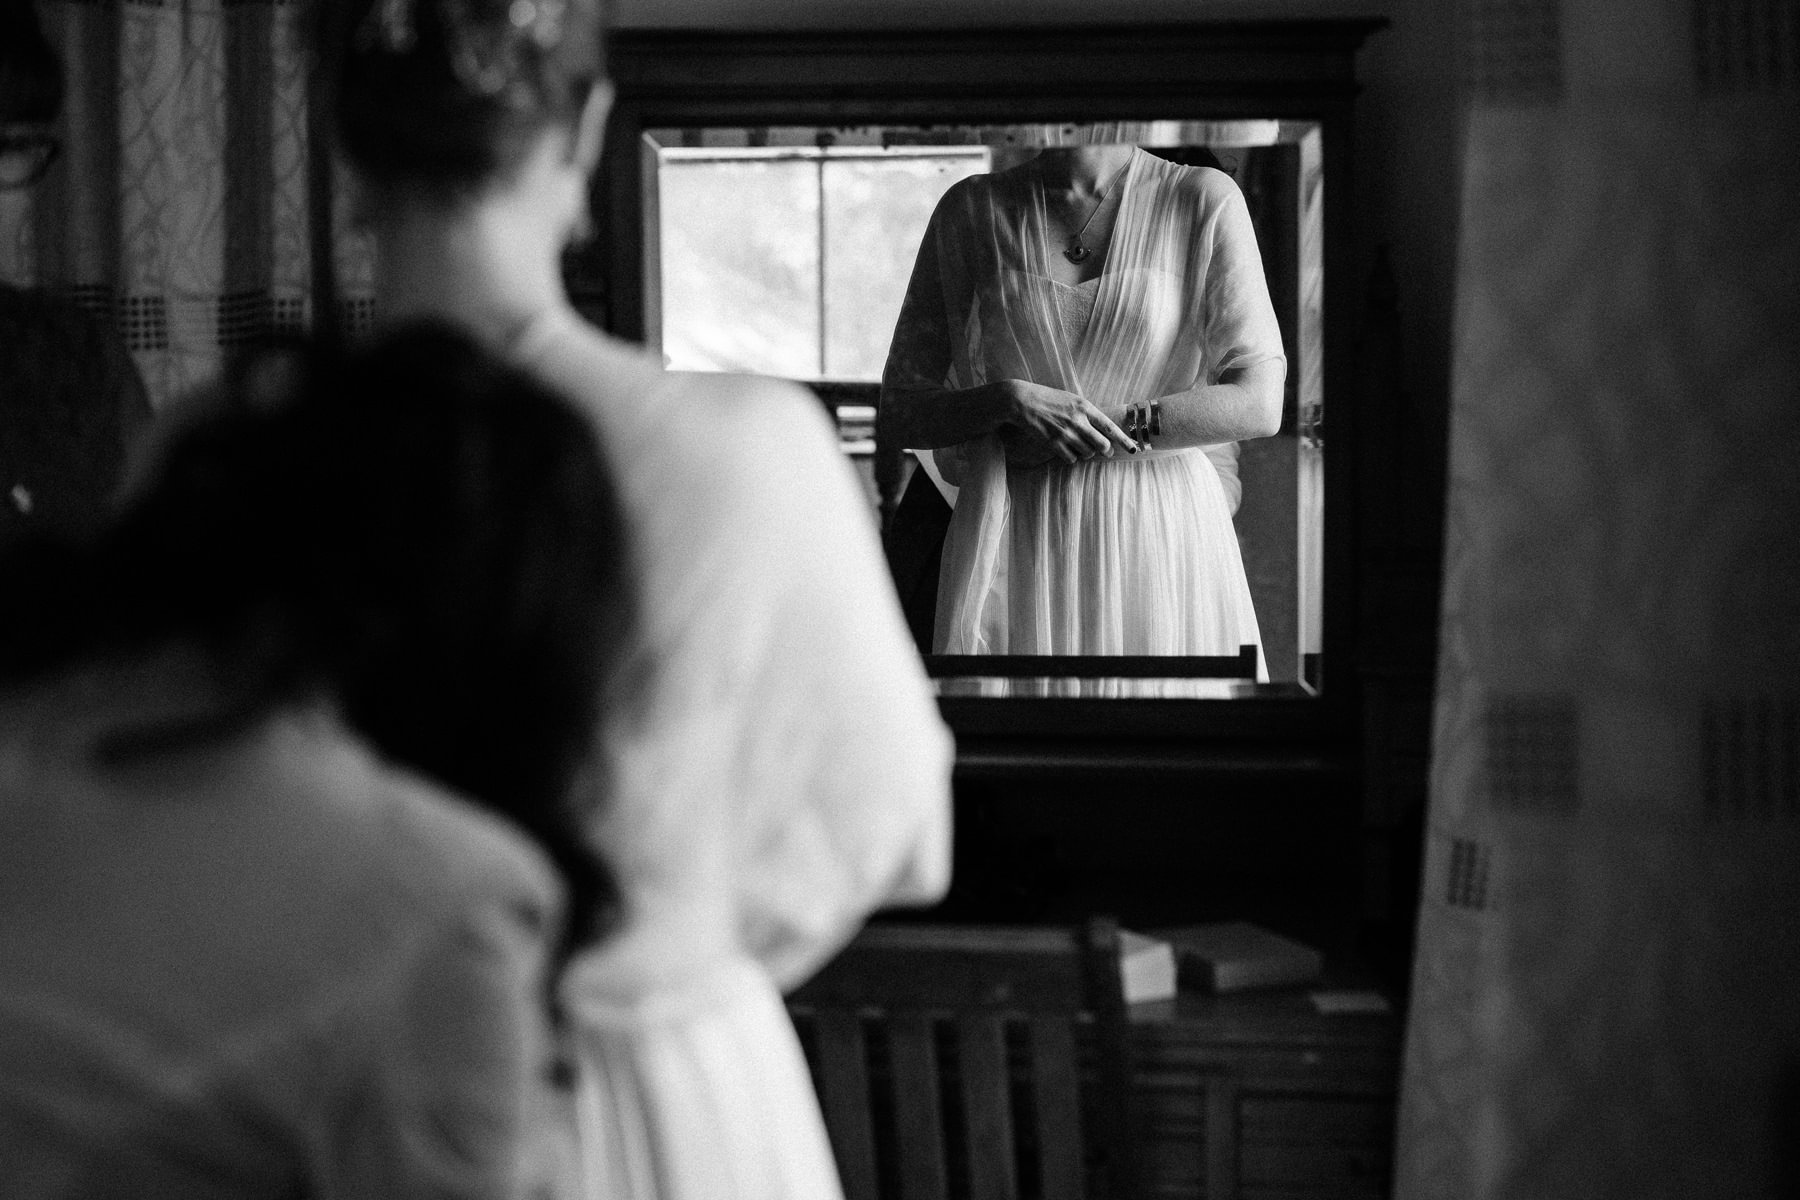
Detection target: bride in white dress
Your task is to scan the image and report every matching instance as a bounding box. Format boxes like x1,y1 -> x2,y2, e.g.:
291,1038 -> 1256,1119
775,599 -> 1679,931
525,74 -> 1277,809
882,143 -> 1286,661
325,2 -> 954,1196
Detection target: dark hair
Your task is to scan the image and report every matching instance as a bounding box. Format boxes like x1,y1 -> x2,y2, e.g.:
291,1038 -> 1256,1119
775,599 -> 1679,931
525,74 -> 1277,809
0,4 -> 63,124
320,0 -> 604,198
0,324 -> 631,962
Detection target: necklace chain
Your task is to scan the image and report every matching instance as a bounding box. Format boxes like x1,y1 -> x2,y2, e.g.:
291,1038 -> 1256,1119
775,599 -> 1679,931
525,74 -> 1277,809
1058,158 -> 1131,264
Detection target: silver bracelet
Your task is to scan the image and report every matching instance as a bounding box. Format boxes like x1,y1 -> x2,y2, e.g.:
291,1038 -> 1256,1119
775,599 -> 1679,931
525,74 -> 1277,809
1126,402 -> 1153,450
1123,401 -> 1166,447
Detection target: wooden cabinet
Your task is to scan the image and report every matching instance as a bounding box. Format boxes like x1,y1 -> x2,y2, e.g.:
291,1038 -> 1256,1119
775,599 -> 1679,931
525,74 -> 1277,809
1130,988 -> 1399,1200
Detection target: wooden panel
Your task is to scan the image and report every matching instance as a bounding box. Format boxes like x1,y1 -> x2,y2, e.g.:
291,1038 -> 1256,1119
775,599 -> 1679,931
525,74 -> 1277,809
958,1015 -> 1018,1200
1028,1016 -> 1087,1200
1203,1077 -> 1239,1200
814,1012 -> 880,1200
1237,1096 -> 1391,1197
889,1015 -> 949,1200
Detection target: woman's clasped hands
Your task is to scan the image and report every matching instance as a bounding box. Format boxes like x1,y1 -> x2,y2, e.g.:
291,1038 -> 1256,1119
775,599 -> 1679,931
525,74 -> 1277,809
995,379 -> 1138,468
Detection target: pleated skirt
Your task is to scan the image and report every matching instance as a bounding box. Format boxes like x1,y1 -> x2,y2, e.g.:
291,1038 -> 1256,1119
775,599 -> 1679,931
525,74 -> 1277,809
935,445 -> 1264,662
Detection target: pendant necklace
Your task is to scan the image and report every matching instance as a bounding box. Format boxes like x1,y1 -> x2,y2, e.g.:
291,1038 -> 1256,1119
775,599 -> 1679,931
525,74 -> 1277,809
1060,159 -> 1131,265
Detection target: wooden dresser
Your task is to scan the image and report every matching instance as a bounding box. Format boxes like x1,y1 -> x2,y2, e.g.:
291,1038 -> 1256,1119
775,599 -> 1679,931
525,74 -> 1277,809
1128,985 -> 1400,1200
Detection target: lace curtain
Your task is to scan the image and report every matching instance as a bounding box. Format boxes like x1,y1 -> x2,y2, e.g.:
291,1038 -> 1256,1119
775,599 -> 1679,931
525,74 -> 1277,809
1395,2 -> 1800,1197
0,0 -> 369,410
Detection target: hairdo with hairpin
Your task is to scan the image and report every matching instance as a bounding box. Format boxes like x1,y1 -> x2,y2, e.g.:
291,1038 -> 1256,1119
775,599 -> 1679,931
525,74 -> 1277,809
353,0 -> 571,99
327,0 -> 601,195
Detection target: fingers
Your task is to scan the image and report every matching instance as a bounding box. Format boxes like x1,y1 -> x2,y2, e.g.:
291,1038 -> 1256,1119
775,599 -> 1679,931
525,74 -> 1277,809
1047,407 -> 1132,464
1008,385 -> 1141,464
1081,401 -> 1139,456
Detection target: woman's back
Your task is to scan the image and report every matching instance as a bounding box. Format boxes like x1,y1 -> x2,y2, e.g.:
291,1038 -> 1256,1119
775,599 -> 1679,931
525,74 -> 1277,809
0,667 -> 562,1199
512,312 -> 951,999
507,312 -> 950,1200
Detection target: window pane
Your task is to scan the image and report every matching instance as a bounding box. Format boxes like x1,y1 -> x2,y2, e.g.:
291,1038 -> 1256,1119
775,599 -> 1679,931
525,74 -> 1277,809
660,158 -> 820,376
821,153 -> 988,380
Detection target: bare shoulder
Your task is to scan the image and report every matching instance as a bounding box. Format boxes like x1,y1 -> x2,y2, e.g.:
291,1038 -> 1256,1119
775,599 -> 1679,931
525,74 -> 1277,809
519,317 -> 665,415
521,318 -> 831,451
517,319 -> 850,534
663,369 -> 833,447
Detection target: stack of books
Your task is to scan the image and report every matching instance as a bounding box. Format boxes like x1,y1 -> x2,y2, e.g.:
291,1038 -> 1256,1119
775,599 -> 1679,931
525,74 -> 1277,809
1117,929 -> 1180,1003
1118,922 -> 1324,1003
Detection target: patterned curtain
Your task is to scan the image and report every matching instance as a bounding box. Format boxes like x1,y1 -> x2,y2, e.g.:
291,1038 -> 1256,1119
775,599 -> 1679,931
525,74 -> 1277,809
1395,1 -> 1800,1197
0,0 -> 368,410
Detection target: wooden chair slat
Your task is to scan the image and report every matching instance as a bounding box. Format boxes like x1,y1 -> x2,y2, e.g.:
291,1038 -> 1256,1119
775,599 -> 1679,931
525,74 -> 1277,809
1028,1015 -> 1086,1200
790,926 -> 1088,1012
814,1012 -> 880,1200
958,1014 -> 1018,1200
790,919 -> 1140,1200
889,1014 -> 949,1200
1082,917 -> 1142,1200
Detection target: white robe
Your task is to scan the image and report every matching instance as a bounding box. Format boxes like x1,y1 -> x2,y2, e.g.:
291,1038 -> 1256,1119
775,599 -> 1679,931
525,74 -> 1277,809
511,310 -> 954,1200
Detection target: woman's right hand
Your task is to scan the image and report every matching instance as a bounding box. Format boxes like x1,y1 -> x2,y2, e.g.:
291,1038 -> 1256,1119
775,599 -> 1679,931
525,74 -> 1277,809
996,379 -> 1137,465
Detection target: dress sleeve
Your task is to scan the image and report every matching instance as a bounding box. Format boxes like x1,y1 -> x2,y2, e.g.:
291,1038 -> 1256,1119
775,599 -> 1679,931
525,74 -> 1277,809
327,897 -> 569,1200
881,191 -> 958,396
722,385 -> 955,992
1202,182 -> 1287,380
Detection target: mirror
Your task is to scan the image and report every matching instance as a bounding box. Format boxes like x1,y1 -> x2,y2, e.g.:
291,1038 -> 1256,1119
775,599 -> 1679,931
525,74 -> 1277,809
638,122 -> 1323,690
591,21 -> 1381,754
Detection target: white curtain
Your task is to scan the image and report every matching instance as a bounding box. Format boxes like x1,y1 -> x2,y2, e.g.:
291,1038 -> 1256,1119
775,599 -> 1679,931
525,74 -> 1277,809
1395,2 -> 1800,1197
0,0 -> 372,409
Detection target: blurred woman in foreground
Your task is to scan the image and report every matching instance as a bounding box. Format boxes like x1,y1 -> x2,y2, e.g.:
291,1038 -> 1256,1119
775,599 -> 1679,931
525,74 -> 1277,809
0,326 -> 630,1197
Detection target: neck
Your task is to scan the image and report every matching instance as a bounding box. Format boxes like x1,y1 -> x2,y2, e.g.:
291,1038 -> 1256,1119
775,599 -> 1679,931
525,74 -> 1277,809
1036,145 -> 1136,192
368,196 -> 572,349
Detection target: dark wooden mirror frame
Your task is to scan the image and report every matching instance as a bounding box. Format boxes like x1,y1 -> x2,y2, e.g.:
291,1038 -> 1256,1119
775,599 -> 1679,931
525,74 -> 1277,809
581,19 -> 1388,775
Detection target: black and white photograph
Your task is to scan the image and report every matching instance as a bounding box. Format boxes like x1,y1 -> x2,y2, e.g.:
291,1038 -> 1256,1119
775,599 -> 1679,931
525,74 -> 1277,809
2,0 -> 1795,1196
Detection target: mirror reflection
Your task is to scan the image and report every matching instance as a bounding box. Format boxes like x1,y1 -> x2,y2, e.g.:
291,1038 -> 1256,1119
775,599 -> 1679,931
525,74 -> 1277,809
644,122 -> 1322,687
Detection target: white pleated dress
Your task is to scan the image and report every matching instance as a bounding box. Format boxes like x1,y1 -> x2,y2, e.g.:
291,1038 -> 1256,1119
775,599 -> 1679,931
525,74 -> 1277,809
885,149 -> 1284,659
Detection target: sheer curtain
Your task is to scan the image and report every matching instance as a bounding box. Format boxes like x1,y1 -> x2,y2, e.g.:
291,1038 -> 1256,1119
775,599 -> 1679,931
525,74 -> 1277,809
0,0 -> 367,409
1395,1 -> 1800,1197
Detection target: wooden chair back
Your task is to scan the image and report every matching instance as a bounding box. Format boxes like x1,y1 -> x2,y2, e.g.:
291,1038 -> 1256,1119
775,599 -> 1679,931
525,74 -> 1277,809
788,918 -> 1139,1200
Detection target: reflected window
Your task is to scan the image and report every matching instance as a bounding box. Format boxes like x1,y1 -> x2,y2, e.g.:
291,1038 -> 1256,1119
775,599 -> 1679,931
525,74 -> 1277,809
657,147 -> 990,381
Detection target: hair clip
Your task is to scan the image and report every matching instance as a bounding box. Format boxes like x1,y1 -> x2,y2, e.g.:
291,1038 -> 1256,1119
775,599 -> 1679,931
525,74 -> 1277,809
351,0 -> 572,95
446,0 -> 570,96
354,0 -> 419,54
507,0 -> 567,49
